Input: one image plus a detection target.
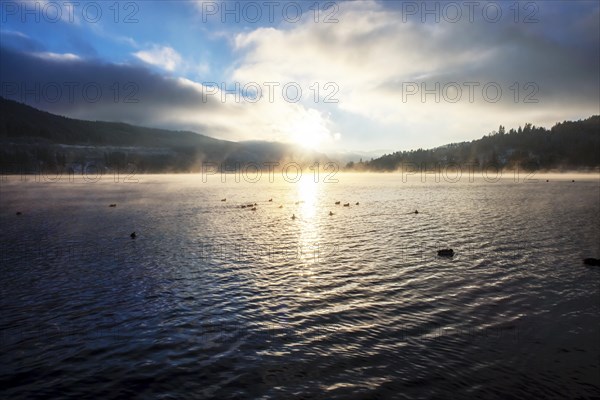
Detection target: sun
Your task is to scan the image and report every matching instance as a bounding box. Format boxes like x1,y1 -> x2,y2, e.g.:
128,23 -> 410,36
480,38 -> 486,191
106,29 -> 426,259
288,111 -> 331,150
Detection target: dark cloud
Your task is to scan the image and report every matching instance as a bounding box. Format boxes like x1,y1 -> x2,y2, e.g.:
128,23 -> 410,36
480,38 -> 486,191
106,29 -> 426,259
374,9 -> 599,110
0,45 -> 222,132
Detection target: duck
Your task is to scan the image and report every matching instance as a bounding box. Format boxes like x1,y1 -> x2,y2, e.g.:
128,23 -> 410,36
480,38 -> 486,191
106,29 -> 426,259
268,198 -> 273,202
343,203 -> 350,207
583,258 -> 600,266
413,210 -> 419,214
291,214 -> 296,220
221,198 -> 226,202
335,201 -> 340,205
130,232 -> 137,239
278,205 -> 283,208
329,211 -> 334,216
241,205 -> 246,209
251,207 -> 257,211
16,211 -> 22,216
355,202 -> 360,206
109,204 -> 117,207
437,248 -> 454,257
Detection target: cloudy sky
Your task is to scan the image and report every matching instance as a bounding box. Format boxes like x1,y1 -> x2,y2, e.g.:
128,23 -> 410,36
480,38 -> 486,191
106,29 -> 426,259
1,0 -> 598,154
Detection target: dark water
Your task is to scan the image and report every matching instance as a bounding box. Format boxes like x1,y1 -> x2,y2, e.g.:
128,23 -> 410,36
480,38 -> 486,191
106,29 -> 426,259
1,173 -> 599,399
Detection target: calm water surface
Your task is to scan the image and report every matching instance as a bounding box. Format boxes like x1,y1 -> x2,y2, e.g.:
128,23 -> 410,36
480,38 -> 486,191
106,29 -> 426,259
1,173 -> 599,399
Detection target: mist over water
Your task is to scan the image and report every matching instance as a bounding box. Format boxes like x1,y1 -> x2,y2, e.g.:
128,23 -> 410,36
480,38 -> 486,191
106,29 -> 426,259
1,173 -> 599,399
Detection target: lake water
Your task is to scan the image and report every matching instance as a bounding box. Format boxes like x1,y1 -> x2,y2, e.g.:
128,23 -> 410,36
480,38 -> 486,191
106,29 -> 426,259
1,172 -> 599,399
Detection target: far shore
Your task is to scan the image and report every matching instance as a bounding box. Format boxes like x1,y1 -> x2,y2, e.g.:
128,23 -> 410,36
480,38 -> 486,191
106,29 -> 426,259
0,169 -> 598,186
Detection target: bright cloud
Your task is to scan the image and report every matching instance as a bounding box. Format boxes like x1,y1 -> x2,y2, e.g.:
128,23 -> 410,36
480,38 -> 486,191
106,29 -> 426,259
230,1 -> 599,149
31,51 -> 81,61
133,45 -> 182,72
1,0 -> 598,153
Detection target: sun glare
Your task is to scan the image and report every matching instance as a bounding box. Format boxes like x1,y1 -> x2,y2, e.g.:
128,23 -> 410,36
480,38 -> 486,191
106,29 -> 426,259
288,111 -> 331,150
297,175 -> 318,217
296,174 -> 321,266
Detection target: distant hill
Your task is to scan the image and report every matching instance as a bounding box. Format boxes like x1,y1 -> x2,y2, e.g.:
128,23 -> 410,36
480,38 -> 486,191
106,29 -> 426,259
354,117 -> 600,171
0,97 -> 323,173
2,97 -> 598,174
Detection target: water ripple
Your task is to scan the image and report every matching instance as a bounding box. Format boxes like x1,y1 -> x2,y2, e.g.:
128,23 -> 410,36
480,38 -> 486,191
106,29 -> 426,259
1,175 -> 599,399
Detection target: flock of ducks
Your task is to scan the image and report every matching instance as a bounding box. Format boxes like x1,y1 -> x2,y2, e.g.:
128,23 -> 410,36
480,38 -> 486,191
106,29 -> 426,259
12,199 -> 413,241
222,197 -> 363,220
12,181 -> 596,263
226,198 -> 412,220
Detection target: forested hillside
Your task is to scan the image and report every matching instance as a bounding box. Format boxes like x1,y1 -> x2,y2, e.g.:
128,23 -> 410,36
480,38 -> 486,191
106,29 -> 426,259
354,117 -> 599,171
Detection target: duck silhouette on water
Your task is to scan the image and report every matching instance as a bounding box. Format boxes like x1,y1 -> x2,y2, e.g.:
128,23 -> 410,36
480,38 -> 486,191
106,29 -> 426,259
130,232 -> 137,239
291,214 -> 296,220
438,248 -> 454,257
329,211 -> 334,216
